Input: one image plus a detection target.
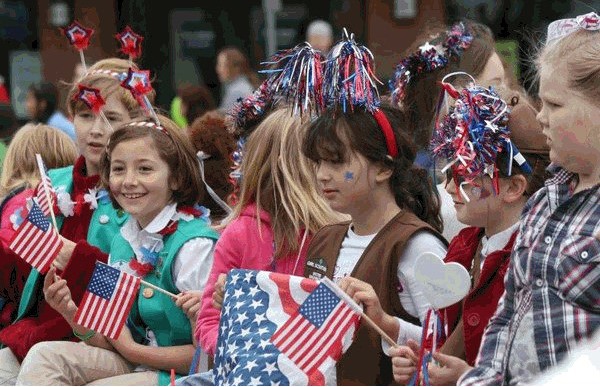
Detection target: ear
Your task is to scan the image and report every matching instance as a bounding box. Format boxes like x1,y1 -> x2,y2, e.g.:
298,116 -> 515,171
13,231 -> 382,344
169,177 -> 180,192
39,100 -> 47,112
502,174 -> 528,203
374,164 -> 393,183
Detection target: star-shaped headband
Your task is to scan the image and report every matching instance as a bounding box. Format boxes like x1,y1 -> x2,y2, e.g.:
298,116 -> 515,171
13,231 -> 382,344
120,68 -> 160,125
546,11 -> 600,44
430,81 -> 531,201
389,22 -> 473,104
73,85 -> 105,113
62,21 -> 94,50
73,84 -> 114,132
61,20 -> 94,71
115,26 -> 144,60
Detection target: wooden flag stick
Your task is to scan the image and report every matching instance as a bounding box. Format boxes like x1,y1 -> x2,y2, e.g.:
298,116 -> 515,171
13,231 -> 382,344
140,279 -> 178,299
321,277 -> 398,348
35,154 -> 59,230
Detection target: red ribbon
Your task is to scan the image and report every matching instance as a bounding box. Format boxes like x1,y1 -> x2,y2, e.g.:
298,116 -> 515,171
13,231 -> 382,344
129,259 -> 154,277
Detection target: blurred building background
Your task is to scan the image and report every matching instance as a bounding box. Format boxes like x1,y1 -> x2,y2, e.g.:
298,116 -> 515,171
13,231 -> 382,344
1,0 -> 598,118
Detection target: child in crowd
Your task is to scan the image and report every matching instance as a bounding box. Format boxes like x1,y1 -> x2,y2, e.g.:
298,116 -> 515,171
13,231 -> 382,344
391,21 -> 518,241
0,58 -> 150,384
195,107 -> 342,357
384,84 -> 550,385
0,124 -> 78,331
17,115 -> 218,386
458,12 -> 600,385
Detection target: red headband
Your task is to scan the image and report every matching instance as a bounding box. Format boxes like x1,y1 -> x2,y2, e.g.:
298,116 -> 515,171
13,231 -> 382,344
372,109 -> 398,158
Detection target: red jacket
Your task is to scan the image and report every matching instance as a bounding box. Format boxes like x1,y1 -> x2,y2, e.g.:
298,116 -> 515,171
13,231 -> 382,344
0,157 -> 108,361
440,226 -> 516,365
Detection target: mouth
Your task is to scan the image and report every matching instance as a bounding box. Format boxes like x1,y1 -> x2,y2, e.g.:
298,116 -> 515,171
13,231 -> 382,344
88,142 -> 105,150
322,189 -> 338,198
121,193 -> 146,199
453,200 -> 464,206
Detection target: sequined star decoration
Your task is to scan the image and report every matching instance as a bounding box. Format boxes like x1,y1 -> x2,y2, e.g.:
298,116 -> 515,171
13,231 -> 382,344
120,68 -> 160,124
73,85 -> 105,113
61,21 -> 94,71
73,85 -> 114,132
115,26 -> 144,61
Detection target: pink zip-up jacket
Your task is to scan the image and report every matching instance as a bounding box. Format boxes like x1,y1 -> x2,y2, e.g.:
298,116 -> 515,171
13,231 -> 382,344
195,203 -> 310,355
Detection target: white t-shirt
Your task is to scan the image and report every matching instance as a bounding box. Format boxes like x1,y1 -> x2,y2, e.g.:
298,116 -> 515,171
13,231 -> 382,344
333,225 -> 448,345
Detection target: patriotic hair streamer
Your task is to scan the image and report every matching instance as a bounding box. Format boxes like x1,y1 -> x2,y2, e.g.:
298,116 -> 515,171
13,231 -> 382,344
322,29 -> 398,158
430,81 -> 532,202
323,28 -> 382,113
259,42 -> 325,116
115,25 -> 144,61
389,22 -> 473,104
61,20 -> 94,71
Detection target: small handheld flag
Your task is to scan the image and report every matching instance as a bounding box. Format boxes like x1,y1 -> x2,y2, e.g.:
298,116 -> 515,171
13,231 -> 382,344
74,261 -> 141,340
8,200 -> 63,274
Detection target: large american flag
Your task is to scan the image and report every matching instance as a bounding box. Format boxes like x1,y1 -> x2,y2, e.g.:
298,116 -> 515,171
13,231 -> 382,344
74,262 -> 141,340
8,201 -> 63,274
213,270 -> 360,386
34,154 -> 56,218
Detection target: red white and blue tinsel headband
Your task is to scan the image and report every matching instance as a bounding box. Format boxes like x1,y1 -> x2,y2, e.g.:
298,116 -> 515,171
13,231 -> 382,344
324,28 -> 398,158
389,22 -> 473,104
430,79 -> 531,201
229,42 -> 325,137
546,12 -> 600,44
227,42 -> 327,202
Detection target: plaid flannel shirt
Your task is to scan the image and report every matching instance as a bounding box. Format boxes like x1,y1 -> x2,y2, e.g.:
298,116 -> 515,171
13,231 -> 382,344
459,165 -> 600,385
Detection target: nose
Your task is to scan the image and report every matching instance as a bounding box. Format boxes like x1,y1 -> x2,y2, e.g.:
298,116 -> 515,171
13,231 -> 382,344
316,163 -> 331,184
536,108 -> 547,128
89,115 -> 107,136
123,169 -> 138,186
444,177 -> 457,195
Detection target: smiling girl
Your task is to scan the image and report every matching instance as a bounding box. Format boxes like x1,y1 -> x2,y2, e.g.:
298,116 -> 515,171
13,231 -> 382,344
17,115 -> 218,386
0,58 -> 151,383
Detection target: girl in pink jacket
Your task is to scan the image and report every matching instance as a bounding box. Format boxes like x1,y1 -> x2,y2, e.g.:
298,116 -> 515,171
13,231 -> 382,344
195,107 -> 342,355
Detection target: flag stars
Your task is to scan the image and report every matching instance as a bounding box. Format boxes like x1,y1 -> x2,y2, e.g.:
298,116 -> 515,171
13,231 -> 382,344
243,359 -> 258,372
257,326 -> 269,336
243,338 -> 254,351
248,286 -> 260,297
250,299 -> 263,309
249,376 -> 262,386
254,313 -> 266,325
264,361 -> 277,376
258,338 -> 270,350
233,288 -> 244,299
244,272 -> 254,283
235,311 -> 248,324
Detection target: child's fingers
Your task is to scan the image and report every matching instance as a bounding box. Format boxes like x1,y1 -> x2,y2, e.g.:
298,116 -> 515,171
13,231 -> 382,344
43,266 -> 57,291
182,297 -> 199,311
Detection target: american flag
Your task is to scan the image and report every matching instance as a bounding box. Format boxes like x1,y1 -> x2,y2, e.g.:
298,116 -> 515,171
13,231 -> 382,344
74,261 -> 141,340
8,201 -> 63,274
34,154 -> 56,218
213,270 -> 360,386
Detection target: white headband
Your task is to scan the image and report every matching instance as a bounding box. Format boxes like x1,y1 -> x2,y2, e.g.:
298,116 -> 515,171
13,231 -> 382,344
546,12 -> 600,44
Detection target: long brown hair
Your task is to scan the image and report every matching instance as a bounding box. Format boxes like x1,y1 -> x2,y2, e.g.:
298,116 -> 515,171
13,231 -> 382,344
303,104 -> 443,233
222,107 -> 342,258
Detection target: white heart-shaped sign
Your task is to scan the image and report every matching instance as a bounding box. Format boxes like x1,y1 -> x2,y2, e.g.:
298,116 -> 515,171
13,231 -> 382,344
413,252 -> 470,310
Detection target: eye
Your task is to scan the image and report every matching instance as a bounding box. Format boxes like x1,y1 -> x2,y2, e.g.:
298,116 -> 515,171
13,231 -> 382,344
139,165 -> 153,173
543,100 -> 560,109
77,112 -> 93,119
110,165 -> 124,174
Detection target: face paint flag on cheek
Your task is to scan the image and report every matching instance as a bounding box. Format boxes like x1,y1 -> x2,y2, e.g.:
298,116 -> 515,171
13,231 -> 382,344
61,21 -> 94,72
344,171 -> 354,181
